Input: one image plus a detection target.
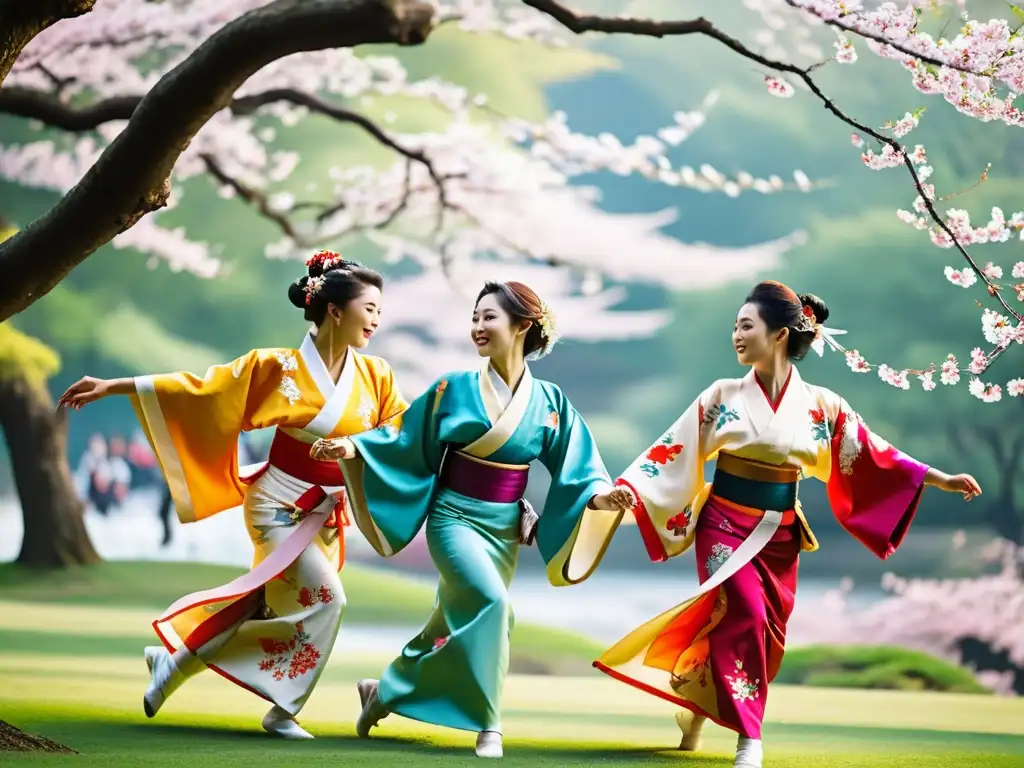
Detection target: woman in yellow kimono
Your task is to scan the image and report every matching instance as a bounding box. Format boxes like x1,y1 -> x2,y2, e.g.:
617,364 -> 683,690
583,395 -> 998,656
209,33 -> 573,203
595,281 -> 981,768
57,250 -> 407,739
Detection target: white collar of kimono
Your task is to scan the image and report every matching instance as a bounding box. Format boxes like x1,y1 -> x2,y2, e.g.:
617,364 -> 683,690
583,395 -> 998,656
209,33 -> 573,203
461,360 -> 534,459
299,331 -> 359,438
739,364 -> 807,463
486,364 -> 514,413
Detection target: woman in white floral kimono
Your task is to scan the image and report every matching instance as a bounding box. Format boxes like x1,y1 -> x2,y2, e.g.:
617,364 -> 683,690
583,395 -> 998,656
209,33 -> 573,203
58,250 -> 407,739
594,281 -> 981,768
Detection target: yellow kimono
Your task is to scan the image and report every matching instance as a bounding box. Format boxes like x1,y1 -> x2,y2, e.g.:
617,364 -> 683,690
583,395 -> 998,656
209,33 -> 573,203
133,332 -> 406,715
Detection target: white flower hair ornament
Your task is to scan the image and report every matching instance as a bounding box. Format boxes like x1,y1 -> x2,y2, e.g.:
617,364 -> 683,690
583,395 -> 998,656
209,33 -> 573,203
795,304 -> 847,357
527,300 -> 561,361
304,275 -> 326,306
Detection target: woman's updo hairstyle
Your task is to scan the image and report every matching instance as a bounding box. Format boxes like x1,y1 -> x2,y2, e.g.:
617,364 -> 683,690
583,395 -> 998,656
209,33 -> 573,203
744,280 -> 831,361
287,249 -> 384,325
476,281 -> 559,360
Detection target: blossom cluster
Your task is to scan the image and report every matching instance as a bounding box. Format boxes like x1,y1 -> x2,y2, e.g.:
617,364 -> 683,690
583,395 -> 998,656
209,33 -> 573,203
751,1 -> 1024,402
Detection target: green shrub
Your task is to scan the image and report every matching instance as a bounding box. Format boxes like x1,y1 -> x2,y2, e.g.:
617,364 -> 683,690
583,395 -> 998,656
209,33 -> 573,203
777,645 -> 988,694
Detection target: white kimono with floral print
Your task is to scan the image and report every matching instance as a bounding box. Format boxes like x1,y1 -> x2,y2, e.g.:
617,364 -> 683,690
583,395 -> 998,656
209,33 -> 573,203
616,365 -> 929,564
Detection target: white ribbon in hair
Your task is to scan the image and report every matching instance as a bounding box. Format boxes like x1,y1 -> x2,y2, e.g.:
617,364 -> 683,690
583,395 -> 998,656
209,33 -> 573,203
810,325 -> 848,357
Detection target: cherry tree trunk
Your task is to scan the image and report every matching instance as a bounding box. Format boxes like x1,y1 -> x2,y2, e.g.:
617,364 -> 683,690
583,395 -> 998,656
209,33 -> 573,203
0,374 -> 98,567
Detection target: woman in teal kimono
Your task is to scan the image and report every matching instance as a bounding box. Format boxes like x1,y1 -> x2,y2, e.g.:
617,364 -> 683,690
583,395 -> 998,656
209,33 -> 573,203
311,281 -> 633,758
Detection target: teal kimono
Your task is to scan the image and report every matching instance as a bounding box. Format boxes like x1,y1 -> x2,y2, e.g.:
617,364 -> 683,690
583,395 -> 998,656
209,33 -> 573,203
341,362 -> 623,732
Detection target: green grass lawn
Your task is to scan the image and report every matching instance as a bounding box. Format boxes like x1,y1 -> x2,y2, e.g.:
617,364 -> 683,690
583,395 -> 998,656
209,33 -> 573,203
4,665 -> 1024,767
1,561 -> 1023,766
0,561 -> 603,673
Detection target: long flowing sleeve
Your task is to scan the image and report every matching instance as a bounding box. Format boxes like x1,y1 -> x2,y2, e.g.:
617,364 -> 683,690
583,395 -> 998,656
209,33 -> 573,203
130,350 -> 280,523
375,359 -> 410,429
825,395 -> 929,559
616,388 -> 710,563
340,377 -> 446,557
536,390 -> 620,587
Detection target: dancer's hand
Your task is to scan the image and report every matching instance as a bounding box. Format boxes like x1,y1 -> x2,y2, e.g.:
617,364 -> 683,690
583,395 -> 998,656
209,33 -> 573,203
591,487 -> 635,512
310,437 -> 356,461
57,376 -> 111,410
927,470 -> 982,501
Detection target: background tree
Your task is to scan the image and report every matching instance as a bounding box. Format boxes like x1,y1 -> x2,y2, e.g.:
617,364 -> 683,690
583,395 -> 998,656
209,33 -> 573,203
0,0 -> 1019,402
0,219 -> 97,567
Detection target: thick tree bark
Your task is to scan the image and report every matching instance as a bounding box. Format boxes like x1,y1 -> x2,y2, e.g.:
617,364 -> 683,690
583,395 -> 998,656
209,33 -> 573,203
0,375 -> 98,568
0,0 -> 437,323
0,0 -> 96,88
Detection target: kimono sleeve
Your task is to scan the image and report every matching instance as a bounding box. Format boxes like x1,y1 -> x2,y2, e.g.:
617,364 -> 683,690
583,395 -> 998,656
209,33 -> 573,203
341,377 -> 447,557
536,391 -> 620,587
130,350 -> 274,524
374,359 -> 410,430
824,393 -> 929,559
616,388 -> 710,563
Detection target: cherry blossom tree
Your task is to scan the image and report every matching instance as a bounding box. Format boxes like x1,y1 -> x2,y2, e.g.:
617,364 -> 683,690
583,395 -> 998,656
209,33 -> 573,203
812,537 -> 1024,695
0,0 -> 1021,401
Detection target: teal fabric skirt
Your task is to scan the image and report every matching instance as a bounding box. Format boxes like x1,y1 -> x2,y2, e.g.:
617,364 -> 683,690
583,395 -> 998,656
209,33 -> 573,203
377,488 -> 520,732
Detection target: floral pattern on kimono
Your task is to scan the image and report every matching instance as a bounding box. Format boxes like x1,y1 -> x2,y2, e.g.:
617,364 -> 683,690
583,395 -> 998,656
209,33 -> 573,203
640,434 -> 684,478
257,621 -> 322,681
725,660 -> 760,702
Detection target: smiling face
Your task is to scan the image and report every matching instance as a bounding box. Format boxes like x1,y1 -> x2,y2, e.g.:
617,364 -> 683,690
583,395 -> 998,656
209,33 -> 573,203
471,292 -> 527,359
733,301 -> 785,367
327,283 -> 382,349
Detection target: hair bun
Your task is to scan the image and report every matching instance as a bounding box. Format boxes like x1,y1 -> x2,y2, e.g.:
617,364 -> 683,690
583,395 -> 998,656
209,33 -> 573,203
798,292 -> 830,325
288,276 -> 309,309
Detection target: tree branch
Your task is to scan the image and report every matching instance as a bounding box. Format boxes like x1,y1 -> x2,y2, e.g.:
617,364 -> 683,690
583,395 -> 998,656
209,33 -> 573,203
0,86 -> 140,130
200,153 -> 310,244
783,0 -> 983,76
0,1 -> 96,88
0,0 -> 437,322
526,0 -> 1023,328
521,0 -> 806,74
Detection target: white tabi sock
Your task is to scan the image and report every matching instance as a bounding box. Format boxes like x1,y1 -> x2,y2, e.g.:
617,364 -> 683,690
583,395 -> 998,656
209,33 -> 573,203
475,730 -> 503,759
262,705 -> 314,740
734,735 -> 763,768
143,646 -> 199,718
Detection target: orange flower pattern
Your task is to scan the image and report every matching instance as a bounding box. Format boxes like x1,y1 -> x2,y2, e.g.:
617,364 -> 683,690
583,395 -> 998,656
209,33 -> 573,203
665,505 -> 692,537
297,584 -> 335,609
257,621 -> 322,681
640,434 -> 683,477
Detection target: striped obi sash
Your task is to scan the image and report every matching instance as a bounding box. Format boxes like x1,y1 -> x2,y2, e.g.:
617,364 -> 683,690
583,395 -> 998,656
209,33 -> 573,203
712,452 -> 799,525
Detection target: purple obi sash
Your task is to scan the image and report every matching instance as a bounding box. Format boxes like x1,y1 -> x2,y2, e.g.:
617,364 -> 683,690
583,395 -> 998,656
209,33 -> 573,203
439,450 -> 529,504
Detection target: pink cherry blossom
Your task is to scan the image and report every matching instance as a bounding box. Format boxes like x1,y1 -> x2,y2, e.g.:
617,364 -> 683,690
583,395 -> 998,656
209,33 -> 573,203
0,0 -> 1022,402
940,355 -> 960,386
944,267 -> 978,288
968,377 -> 1002,403
765,76 -> 795,97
